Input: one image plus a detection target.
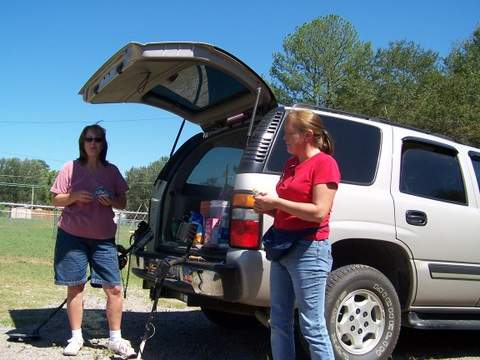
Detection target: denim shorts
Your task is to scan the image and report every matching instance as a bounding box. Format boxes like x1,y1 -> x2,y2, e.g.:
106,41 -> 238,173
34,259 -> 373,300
54,227 -> 121,287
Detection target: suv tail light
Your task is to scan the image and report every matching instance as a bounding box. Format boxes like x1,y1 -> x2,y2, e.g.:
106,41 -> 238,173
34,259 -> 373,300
230,192 -> 261,249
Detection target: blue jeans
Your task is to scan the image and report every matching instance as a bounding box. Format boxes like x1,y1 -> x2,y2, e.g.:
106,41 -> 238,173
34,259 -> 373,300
54,227 -> 121,287
270,239 -> 334,360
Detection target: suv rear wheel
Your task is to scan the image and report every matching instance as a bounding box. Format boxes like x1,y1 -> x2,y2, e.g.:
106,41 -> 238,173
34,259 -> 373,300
325,264 -> 401,360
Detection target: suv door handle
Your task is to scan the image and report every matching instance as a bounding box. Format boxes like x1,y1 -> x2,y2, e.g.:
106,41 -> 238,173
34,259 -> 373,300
405,210 -> 427,226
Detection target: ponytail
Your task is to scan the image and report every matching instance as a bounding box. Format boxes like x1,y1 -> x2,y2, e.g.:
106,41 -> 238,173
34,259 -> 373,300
317,128 -> 334,155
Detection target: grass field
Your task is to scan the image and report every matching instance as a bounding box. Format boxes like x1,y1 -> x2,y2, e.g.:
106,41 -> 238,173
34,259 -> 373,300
0,217 -> 160,327
2,219 -> 479,359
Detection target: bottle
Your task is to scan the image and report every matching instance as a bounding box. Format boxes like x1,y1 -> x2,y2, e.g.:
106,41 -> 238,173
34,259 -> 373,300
209,200 -> 230,244
188,211 -> 203,245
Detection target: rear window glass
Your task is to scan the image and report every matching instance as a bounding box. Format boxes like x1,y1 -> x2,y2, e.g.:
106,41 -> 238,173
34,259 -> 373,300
187,147 -> 242,188
469,152 -> 480,191
266,115 -> 381,184
147,65 -> 249,113
400,141 -> 467,205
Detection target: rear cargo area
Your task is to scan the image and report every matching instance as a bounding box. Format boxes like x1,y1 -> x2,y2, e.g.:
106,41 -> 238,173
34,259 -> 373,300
156,126 -> 248,252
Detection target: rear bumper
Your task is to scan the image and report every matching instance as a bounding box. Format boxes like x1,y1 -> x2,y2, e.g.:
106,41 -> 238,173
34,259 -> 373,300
132,259 -> 242,302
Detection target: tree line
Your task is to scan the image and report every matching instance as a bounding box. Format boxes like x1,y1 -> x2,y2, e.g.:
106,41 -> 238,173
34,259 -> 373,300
124,157 -> 169,211
0,158 -> 56,205
270,15 -> 480,147
1,15 -> 478,208
0,157 -> 168,211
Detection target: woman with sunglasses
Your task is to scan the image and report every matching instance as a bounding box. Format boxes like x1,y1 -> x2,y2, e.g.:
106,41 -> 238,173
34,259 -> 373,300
50,124 -> 134,358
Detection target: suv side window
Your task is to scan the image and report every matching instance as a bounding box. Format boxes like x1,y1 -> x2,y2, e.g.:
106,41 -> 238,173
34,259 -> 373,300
400,140 -> 467,205
469,152 -> 480,191
266,115 -> 381,185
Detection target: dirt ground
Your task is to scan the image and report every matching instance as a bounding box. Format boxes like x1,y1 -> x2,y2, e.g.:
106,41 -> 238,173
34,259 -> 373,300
1,292 -> 480,360
1,292 -> 270,360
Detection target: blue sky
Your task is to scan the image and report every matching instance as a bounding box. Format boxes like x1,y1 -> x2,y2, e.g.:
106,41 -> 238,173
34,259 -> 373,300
1,0 -> 479,176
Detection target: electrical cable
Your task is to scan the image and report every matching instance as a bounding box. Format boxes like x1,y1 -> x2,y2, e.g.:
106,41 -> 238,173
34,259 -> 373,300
0,115 -> 178,125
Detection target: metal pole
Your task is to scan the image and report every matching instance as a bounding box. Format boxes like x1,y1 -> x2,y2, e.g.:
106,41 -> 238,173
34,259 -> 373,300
52,208 -> 58,239
246,87 -> 262,145
169,119 -> 186,158
31,186 -> 34,206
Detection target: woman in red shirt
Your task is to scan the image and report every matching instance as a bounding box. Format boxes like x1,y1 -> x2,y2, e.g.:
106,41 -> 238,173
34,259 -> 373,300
254,110 -> 340,360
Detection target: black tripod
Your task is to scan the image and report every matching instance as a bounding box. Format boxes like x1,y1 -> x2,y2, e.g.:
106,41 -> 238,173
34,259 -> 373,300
135,221 -> 197,360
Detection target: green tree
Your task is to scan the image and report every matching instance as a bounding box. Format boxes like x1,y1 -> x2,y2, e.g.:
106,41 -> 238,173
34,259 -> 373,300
368,40 -> 443,127
270,15 -> 373,107
125,157 -> 168,211
440,26 -> 480,146
0,158 -> 53,204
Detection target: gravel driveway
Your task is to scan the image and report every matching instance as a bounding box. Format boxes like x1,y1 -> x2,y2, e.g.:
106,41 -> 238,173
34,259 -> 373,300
1,292 -> 270,360
2,292 -> 480,360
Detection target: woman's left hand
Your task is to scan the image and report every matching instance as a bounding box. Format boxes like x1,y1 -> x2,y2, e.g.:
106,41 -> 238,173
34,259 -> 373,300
253,193 -> 278,213
97,195 -> 112,207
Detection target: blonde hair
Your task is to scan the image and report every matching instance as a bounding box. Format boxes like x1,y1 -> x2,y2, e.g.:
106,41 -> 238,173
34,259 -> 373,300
287,110 -> 334,155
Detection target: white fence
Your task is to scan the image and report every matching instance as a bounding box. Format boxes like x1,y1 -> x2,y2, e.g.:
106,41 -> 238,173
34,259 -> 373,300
0,202 -> 148,239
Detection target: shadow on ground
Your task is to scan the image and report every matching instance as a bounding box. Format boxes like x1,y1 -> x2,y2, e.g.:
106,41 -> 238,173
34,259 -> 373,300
392,327 -> 480,359
6,307 -> 270,359
5,307 -> 480,359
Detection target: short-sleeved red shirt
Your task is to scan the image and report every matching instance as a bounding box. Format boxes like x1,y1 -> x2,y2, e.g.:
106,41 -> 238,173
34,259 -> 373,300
274,151 -> 340,240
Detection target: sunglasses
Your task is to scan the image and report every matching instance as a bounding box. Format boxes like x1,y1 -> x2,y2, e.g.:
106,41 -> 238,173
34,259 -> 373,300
85,137 -> 103,143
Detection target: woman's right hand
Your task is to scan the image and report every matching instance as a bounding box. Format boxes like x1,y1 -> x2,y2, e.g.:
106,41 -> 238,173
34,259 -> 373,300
253,192 -> 277,214
71,191 -> 93,204
52,191 -> 93,207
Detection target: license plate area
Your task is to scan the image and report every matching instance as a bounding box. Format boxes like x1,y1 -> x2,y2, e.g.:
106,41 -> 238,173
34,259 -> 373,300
168,265 -> 224,297
168,264 -> 193,283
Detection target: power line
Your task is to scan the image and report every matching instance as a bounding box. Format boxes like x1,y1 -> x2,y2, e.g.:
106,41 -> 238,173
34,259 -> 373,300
0,180 -> 156,187
0,116 -> 179,125
0,181 -> 49,188
0,174 -> 36,177
0,174 -> 41,178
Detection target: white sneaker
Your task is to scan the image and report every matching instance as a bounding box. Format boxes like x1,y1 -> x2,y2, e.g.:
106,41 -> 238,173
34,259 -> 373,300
107,338 -> 136,358
63,337 -> 84,356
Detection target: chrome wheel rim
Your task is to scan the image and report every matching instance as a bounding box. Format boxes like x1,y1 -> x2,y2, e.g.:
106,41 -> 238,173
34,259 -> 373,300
335,289 -> 386,355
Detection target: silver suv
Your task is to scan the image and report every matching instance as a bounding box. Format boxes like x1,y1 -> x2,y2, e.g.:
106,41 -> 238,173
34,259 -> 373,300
80,42 -> 480,359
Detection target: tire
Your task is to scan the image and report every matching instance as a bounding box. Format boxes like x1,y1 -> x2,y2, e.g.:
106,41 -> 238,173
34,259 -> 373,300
325,264 -> 401,360
201,308 -> 261,330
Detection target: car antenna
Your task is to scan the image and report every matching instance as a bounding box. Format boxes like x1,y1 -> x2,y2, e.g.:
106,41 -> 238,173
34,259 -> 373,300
246,87 -> 262,145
